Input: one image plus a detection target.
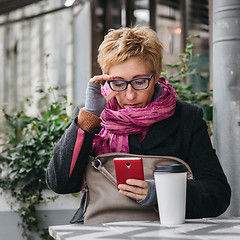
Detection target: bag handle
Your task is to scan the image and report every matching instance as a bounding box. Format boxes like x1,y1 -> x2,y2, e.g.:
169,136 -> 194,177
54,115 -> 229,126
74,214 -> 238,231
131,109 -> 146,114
89,153 -> 194,188
93,153 -> 193,179
90,156 -> 117,187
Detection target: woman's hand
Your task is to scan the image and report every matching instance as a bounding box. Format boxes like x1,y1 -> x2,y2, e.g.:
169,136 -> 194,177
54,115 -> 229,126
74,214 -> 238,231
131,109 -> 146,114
90,74 -> 114,84
90,75 -> 119,104
118,179 -> 148,201
84,74 -> 119,116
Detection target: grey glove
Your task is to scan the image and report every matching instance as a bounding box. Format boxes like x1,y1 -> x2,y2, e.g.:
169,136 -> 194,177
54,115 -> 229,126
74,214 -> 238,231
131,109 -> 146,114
83,82 -> 107,117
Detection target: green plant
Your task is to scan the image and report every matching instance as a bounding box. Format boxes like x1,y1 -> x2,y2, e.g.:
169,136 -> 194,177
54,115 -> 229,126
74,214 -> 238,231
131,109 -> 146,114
0,87 -> 71,240
161,35 -> 212,132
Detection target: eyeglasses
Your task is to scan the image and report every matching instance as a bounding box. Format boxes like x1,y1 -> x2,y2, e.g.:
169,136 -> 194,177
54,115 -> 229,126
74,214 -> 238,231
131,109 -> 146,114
108,72 -> 155,92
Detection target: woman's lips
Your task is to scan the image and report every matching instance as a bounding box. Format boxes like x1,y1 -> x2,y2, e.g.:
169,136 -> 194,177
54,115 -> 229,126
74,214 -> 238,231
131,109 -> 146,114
124,103 -> 141,108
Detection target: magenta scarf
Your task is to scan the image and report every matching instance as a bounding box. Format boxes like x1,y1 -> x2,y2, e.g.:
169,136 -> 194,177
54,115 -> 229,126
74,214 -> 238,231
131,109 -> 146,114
92,77 -> 177,156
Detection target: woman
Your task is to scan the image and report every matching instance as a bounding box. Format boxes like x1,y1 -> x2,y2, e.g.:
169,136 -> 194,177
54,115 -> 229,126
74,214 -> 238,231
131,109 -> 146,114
46,26 -> 231,224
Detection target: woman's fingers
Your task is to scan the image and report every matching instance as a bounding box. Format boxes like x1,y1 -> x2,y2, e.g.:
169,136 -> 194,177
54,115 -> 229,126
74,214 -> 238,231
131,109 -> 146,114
118,179 -> 148,201
126,179 -> 148,189
90,74 -> 115,84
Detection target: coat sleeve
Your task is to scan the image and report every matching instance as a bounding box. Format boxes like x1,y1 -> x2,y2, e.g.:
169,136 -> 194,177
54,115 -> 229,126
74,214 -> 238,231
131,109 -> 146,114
185,106 -> 231,218
46,107 -> 99,194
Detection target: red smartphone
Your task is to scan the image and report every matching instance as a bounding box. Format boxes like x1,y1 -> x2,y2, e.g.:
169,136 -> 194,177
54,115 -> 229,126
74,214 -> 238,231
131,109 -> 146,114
113,157 -> 144,186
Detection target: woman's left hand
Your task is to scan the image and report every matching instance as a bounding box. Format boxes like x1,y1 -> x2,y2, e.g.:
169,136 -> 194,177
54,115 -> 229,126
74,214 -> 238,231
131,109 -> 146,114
118,179 -> 148,201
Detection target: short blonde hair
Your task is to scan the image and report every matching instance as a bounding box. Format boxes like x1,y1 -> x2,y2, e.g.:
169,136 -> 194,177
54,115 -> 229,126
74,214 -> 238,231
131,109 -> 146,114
98,26 -> 164,78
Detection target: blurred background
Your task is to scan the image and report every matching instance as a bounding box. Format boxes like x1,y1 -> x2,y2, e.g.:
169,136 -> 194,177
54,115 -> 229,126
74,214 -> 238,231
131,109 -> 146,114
0,0 -> 210,113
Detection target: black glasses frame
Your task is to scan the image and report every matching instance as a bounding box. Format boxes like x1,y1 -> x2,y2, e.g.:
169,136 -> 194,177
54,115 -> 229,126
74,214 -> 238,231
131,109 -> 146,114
108,72 -> 155,92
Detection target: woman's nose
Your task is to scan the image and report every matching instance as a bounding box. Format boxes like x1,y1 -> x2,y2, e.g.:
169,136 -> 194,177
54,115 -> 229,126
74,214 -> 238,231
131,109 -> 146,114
125,84 -> 136,100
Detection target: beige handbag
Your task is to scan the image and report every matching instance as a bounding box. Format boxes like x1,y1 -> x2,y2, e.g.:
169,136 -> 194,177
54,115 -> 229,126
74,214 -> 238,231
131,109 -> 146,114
71,153 -> 193,224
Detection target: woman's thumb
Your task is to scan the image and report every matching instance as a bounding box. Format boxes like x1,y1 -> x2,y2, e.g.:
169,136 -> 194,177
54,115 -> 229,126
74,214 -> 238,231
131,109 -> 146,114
105,91 -> 119,103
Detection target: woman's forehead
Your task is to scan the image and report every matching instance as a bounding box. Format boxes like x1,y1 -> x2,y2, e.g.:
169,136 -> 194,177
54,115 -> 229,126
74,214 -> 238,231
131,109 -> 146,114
107,57 -> 152,75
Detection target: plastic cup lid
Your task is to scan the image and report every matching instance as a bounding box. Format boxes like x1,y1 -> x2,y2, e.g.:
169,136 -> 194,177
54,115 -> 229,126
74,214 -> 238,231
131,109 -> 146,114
153,164 -> 188,173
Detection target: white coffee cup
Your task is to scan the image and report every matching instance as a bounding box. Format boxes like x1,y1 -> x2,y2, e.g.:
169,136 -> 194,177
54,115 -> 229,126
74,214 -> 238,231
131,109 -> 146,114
154,164 -> 188,225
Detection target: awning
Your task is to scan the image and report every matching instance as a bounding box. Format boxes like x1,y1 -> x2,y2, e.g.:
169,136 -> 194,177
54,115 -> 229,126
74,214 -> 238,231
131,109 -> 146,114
0,0 -> 43,15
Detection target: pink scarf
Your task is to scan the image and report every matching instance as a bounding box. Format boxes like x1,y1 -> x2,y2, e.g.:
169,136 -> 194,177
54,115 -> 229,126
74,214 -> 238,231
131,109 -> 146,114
92,77 -> 177,156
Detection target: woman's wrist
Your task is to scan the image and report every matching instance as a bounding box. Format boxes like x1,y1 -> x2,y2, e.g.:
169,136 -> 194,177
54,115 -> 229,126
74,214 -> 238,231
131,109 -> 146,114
137,180 -> 157,206
77,108 -> 102,132
84,82 -> 106,117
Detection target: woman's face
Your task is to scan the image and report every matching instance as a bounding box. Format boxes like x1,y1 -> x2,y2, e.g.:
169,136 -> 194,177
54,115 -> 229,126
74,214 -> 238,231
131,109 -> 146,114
108,57 -> 159,109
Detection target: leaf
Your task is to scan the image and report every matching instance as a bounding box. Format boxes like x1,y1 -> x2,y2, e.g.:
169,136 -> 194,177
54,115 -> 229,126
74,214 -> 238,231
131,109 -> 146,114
72,192 -> 80,198
193,34 -> 200,38
166,61 -> 181,68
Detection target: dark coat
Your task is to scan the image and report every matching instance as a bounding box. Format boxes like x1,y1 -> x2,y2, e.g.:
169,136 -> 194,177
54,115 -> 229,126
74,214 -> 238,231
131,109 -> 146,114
46,100 -> 231,219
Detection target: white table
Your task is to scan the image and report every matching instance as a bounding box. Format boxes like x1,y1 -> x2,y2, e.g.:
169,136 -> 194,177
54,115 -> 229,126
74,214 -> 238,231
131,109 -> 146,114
49,218 -> 240,240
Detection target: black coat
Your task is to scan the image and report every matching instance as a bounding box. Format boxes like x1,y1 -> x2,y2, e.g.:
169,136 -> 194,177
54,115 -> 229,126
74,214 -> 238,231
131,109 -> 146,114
46,100 -> 231,219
